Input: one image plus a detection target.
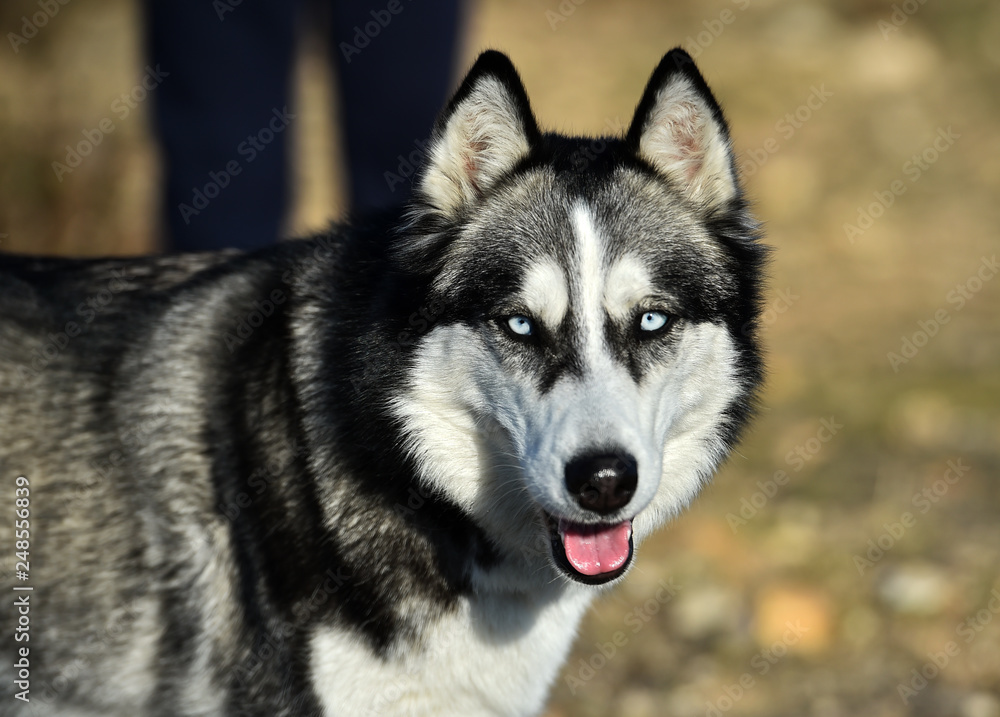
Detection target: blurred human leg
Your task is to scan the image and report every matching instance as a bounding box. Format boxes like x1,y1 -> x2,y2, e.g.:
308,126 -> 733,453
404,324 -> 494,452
147,0 -> 299,251
330,0 -> 464,215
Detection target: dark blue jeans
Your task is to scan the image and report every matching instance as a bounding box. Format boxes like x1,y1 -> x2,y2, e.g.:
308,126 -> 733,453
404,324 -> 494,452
146,0 -> 462,252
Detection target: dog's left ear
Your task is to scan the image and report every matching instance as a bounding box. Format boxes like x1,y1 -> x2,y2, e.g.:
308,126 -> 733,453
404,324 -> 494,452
626,49 -> 739,210
417,50 -> 540,217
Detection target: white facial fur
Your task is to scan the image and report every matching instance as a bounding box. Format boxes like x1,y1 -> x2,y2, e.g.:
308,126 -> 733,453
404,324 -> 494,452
521,258 -> 569,330
391,202 -> 742,585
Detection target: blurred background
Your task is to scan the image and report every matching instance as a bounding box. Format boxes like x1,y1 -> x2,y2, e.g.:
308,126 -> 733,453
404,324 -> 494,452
1,0 -> 998,715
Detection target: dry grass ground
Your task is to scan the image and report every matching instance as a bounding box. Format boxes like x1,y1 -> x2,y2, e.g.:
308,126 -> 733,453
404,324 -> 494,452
1,0 -> 998,715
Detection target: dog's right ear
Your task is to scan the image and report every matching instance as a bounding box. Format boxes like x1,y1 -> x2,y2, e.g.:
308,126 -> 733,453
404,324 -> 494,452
416,51 -> 540,218
626,49 -> 740,211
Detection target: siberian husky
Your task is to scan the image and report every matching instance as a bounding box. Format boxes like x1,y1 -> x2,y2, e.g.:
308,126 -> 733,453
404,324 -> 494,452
0,49 -> 765,715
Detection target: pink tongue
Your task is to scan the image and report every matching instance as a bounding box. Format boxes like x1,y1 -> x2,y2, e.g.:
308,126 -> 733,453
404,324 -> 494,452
561,520 -> 632,576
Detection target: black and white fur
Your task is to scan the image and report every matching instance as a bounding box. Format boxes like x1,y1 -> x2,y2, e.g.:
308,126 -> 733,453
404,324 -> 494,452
0,50 -> 765,716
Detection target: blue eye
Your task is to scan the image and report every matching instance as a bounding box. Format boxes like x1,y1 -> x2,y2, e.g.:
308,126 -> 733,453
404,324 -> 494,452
639,311 -> 670,333
506,315 -> 534,337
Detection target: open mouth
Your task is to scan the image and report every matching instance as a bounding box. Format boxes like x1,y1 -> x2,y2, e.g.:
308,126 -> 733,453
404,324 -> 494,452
545,513 -> 634,585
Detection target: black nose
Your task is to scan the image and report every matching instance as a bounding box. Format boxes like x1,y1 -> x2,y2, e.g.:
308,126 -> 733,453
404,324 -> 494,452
565,452 -> 638,515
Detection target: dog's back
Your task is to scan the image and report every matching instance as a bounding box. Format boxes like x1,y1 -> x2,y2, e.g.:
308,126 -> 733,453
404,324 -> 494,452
0,252 -> 258,714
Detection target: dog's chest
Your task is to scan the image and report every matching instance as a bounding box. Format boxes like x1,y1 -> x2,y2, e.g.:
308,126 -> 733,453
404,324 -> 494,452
308,589 -> 592,716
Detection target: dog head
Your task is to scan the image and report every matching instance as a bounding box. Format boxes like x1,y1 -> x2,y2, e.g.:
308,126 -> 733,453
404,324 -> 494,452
390,50 -> 765,587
